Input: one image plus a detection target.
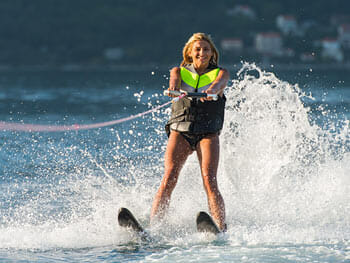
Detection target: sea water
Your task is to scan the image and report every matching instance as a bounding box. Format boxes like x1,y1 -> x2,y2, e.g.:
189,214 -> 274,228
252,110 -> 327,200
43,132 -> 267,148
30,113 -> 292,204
0,64 -> 349,262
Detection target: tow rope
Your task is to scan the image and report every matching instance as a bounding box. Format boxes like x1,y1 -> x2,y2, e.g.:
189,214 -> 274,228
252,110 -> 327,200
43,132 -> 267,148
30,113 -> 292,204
0,90 -> 216,132
0,101 -> 171,132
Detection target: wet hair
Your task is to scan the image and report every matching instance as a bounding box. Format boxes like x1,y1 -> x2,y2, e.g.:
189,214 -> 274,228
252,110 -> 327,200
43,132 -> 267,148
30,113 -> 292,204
180,32 -> 219,67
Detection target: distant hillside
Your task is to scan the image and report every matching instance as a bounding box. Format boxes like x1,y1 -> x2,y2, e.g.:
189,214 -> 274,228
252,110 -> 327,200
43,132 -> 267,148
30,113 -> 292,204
0,0 -> 348,67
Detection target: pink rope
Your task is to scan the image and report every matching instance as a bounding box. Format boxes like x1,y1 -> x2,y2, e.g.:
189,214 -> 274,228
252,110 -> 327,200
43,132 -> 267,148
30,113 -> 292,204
0,101 -> 171,132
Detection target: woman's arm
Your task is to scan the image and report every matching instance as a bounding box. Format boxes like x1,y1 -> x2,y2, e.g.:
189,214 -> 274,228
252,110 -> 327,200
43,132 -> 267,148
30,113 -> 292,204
205,68 -> 229,98
168,67 -> 181,95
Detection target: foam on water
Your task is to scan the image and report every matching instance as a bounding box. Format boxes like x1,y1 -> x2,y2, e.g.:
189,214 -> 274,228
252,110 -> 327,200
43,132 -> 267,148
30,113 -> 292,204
218,63 -> 350,243
0,64 -> 349,261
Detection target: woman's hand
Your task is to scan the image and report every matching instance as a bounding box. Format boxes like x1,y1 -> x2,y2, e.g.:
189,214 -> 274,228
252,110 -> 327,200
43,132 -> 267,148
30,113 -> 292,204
202,68 -> 229,101
201,89 -> 216,102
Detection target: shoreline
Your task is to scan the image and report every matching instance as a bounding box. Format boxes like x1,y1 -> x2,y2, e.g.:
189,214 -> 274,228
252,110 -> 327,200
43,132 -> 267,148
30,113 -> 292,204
1,62 -> 350,72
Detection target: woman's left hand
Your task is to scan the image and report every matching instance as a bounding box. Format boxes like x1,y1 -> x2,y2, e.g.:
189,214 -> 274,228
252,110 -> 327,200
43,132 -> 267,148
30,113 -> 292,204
201,69 -> 229,102
201,89 -> 217,102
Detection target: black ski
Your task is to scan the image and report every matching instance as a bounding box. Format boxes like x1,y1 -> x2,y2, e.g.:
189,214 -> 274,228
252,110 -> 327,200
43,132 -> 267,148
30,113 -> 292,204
118,207 -> 152,242
196,211 -> 221,235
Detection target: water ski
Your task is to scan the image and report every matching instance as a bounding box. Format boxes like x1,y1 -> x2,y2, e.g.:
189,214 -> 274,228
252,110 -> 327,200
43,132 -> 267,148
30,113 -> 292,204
118,207 -> 151,242
196,211 -> 221,235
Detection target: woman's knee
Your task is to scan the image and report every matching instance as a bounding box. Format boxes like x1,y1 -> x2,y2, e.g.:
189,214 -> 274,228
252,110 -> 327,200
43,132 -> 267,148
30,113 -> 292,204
160,172 -> 179,193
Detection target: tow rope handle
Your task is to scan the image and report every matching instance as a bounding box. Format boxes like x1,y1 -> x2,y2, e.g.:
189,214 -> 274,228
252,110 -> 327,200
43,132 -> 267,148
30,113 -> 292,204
163,90 -> 218,102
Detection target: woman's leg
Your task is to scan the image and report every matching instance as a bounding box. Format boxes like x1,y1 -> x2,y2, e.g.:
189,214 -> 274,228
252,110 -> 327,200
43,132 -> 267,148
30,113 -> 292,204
196,134 -> 226,231
150,131 -> 193,222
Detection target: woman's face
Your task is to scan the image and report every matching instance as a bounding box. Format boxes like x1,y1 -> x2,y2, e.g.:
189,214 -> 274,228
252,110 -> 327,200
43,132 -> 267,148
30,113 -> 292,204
190,40 -> 213,68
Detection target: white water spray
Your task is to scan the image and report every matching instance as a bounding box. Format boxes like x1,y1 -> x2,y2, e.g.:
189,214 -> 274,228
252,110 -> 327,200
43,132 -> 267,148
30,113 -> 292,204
0,63 -> 349,250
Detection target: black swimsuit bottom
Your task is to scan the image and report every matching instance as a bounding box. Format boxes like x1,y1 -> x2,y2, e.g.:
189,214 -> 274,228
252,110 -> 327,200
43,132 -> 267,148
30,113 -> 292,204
179,132 -> 217,151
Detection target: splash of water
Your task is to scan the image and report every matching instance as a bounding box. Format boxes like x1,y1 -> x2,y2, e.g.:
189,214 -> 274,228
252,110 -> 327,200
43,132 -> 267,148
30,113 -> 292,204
0,63 -> 349,250
218,63 -> 350,243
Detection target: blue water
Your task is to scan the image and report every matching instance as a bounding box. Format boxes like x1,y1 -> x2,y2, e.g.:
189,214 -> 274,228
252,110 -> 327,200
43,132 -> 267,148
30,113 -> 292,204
0,64 -> 349,262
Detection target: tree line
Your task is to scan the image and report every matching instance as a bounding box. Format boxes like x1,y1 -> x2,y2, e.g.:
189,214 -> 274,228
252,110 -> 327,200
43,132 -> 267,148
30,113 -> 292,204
0,0 -> 348,66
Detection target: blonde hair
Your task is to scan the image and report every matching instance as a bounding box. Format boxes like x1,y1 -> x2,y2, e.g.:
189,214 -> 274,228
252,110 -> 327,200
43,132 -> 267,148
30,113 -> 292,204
180,33 -> 219,67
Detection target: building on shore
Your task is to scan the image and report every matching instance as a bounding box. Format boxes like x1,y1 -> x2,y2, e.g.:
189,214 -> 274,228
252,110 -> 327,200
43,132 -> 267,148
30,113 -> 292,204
255,32 -> 283,56
321,38 -> 344,62
221,38 -> 243,52
338,24 -> 350,49
276,15 -> 300,36
227,5 -> 256,20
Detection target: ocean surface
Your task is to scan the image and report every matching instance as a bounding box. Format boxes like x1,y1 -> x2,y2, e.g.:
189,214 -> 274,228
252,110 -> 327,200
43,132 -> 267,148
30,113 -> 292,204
0,63 -> 349,262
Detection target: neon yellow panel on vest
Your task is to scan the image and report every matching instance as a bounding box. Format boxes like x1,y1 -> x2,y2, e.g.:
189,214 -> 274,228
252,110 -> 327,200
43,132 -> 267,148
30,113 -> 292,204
180,67 -> 220,89
198,68 -> 220,88
180,67 -> 199,88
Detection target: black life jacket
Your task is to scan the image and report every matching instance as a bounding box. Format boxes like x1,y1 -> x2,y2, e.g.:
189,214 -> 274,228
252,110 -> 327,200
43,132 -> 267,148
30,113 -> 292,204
165,64 -> 226,135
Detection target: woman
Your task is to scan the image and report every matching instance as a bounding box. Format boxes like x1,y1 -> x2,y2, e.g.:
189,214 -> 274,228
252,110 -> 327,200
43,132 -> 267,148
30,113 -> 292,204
151,33 -> 229,232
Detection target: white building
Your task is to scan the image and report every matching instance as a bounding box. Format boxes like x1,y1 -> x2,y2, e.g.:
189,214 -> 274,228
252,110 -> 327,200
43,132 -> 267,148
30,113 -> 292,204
321,38 -> 344,62
227,5 -> 256,19
276,15 -> 299,35
255,32 -> 283,56
221,38 -> 243,52
338,24 -> 350,49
